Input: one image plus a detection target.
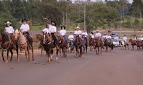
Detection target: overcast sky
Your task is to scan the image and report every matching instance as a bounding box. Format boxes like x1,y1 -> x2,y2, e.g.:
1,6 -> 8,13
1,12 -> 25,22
72,0 -> 133,3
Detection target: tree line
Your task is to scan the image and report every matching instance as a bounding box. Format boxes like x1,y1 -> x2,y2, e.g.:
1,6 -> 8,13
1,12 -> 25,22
0,0 -> 143,32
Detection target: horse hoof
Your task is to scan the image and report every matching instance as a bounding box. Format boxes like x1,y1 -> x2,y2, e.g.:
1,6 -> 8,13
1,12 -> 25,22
5,60 -> 9,63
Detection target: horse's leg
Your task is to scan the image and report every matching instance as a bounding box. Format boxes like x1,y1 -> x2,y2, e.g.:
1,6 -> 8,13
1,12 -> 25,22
31,45 -> 34,61
86,44 -> 88,53
25,48 -> 29,62
79,46 -> 82,57
10,49 -> 13,61
7,50 -> 9,60
2,50 -> 5,62
17,47 -> 20,63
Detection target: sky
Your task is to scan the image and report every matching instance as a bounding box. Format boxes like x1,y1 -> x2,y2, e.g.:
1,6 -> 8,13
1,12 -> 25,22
72,0 -> 133,3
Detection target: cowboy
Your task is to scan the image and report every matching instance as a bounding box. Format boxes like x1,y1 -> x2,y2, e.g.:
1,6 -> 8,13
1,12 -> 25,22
59,26 -> 68,45
102,33 -> 107,39
82,29 -> 88,38
95,30 -> 101,38
48,21 -> 59,47
74,26 -> 84,45
123,35 -> 128,43
5,21 -> 16,49
20,19 -> 32,45
90,32 -> 95,39
42,25 -> 50,34
139,35 -> 143,42
68,32 -> 74,41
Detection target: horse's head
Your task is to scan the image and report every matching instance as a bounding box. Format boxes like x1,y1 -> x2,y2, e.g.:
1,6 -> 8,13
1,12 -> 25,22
75,35 -> 81,45
57,35 -> 64,44
14,29 -> 20,40
35,34 -> 43,42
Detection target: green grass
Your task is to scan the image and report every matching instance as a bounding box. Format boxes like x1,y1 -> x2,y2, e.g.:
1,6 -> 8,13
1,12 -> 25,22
32,25 -> 45,31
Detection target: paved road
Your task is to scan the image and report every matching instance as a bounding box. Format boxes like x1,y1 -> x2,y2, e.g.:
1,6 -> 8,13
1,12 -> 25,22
0,48 -> 143,85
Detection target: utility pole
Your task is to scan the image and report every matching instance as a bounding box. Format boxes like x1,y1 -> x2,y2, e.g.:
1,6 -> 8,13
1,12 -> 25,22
84,1 -> 86,31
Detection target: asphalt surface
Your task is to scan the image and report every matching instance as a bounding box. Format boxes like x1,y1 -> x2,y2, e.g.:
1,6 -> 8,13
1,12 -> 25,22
0,47 -> 143,85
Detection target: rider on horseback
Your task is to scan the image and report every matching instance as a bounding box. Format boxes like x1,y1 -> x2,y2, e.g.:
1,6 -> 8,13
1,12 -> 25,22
74,26 -> 84,45
5,21 -> 16,49
59,26 -> 68,45
123,35 -> 128,43
95,30 -> 101,38
42,25 -> 53,44
20,19 -> 32,45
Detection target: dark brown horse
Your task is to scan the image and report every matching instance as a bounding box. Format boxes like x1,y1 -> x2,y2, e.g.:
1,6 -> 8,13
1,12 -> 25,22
36,34 -> 55,63
82,35 -> 88,53
57,35 -> 67,57
103,38 -> 114,51
0,33 -> 18,63
75,36 -> 83,57
67,40 -> 74,53
93,37 -> 103,55
88,35 -> 94,51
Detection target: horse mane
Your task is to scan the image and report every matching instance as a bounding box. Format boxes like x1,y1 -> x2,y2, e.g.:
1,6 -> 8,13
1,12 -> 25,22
1,33 -> 9,43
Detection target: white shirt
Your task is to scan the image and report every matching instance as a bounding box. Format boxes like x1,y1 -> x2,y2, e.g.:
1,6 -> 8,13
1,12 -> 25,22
139,37 -> 143,41
95,33 -> 101,37
123,36 -> 127,42
20,24 -> 30,32
49,24 -> 56,33
68,35 -> 74,41
90,34 -> 95,39
59,29 -> 66,36
82,32 -> 88,37
74,30 -> 82,35
106,35 -> 111,39
102,35 -> 107,39
42,28 -> 50,34
5,26 -> 14,33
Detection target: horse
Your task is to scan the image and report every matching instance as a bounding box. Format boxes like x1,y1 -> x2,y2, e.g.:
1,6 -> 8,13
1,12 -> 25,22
88,35 -> 94,51
36,34 -> 55,63
103,38 -> 114,51
120,40 -> 129,50
14,30 -> 34,62
0,33 -> 18,63
35,34 -> 44,56
75,35 -> 83,57
67,40 -> 74,53
57,35 -> 67,57
82,35 -> 88,53
136,40 -> 143,50
93,37 -> 103,55
129,39 -> 137,50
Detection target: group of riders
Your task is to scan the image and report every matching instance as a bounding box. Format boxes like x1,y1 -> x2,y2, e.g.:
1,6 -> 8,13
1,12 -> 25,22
0,18 -> 143,63
1,18 -> 143,50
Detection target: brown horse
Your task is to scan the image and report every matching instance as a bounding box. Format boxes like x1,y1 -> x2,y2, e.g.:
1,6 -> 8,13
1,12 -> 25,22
129,39 -> 137,50
75,36 -> 83,57
88,35 -> 94,51
0,33 -> 18,63
36,34 -> 55,63
103,38 -> 114,51
93,37 -> 103,55
57,35 -> 67,57
136,40 -> 143,50
15,30 -> 34,62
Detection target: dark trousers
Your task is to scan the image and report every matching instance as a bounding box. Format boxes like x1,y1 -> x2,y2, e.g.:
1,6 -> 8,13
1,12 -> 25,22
51,33 -> 58,45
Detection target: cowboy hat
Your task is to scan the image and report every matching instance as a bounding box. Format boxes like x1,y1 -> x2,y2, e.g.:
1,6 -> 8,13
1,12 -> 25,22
96,30 -> 99,32
76,26 -> 80,29
5,21 -> 11,24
